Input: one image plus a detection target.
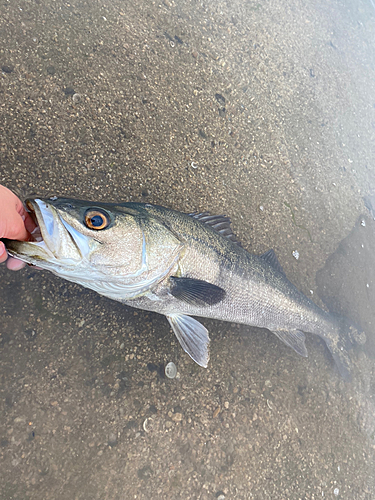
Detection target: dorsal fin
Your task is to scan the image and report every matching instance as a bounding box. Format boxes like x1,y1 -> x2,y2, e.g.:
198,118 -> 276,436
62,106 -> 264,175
260,249 -> 285,275
188,211 -> 241,245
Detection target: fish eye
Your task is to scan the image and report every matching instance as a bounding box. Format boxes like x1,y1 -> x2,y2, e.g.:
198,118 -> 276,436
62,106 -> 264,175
84,209 -> 110,230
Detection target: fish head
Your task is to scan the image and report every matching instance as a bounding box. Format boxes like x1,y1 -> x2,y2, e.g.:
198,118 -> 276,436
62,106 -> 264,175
5,198 -> 183,299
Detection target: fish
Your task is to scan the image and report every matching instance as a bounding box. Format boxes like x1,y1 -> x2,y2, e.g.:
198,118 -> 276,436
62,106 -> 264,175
4,197 -> 363,380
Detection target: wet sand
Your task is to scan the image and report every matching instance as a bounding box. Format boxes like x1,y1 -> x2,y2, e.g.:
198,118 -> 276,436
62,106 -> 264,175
0,0 -> 375,498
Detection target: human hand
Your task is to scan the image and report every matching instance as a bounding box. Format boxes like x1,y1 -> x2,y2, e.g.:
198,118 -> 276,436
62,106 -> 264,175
0,186 -> 36,270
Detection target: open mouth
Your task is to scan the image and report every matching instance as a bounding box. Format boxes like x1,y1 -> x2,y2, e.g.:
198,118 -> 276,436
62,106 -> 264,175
26,200 -> 44,243
23,199 -> 63,258
5,199 -> 89,264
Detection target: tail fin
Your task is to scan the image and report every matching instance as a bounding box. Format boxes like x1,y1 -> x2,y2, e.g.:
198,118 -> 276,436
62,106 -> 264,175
322,316 -> 366,381
324,336 -> 352,381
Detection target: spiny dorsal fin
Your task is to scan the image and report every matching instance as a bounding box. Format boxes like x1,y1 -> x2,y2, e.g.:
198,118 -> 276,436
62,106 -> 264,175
261,249 -> 285,275
188,211 -> 241,245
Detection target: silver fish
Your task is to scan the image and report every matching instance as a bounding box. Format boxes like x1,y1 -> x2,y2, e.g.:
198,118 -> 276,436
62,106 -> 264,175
5,198 -> 362,379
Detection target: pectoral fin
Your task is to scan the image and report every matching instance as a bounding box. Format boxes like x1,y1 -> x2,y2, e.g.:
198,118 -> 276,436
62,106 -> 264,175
166,313 -> 210,367
169,276 -> 226,306
271,329 -> 308,357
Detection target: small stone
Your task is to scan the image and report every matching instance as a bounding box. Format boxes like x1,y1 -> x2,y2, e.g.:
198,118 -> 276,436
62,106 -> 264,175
213,407 -> 221,418
108,433 -> 117,447
171,413 -> 182,422
24,328 -> 37,339
46,65 -> 56,75
64,87 -> 75,96
137,465 -> 153,480
292,250 -> 299,260
165,421 -> 173,429
165,362 -> 177,379
215,93 -> 226,105
2,65 -> 14,73
334,488 -> 339,496
224,401 -> 229,409
265,379 -> 272,388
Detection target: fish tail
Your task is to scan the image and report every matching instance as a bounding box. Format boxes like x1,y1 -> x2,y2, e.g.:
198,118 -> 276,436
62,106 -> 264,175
321,315 -> 365,381
323,335 -> 352,381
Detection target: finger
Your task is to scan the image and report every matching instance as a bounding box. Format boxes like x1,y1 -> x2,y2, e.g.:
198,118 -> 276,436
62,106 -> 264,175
6,257 -> 26,271
0,242 -> 7,263
9,212 -> 29,241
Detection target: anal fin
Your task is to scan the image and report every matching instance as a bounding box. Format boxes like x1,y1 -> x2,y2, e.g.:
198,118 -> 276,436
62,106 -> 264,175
271,329 -> 308,357
166,313 -> 210,367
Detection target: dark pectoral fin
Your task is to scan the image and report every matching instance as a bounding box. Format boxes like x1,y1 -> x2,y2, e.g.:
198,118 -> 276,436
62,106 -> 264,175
166,314 -> 210,367
169,277 -> 226,306
271,329 -> 308,357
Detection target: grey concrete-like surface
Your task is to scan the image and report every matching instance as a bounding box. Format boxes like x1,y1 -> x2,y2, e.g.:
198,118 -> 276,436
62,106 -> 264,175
0,0 -> 375,498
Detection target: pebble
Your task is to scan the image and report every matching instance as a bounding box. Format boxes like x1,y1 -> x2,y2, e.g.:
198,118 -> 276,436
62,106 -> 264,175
292,250 -> 300,260
215,93 -> 226,105
171,413 -> 182,422
213,407 -> 221,418
108,433 -> 117,446
165,362 -> 177,379
2,65 -> 14,73
266,399 -> 274,410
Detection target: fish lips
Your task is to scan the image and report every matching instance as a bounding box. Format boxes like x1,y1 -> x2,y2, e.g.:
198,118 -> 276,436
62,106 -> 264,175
6,198 -> 90,264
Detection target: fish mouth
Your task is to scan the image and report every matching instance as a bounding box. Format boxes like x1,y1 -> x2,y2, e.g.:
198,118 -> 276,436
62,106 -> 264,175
5,199 -> 90,265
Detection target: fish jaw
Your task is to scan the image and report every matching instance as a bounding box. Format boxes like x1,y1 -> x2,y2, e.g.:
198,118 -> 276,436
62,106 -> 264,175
5,199 -> 93,267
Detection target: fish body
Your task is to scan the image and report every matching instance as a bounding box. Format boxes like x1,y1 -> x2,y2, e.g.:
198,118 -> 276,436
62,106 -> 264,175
4,198 -> 360,379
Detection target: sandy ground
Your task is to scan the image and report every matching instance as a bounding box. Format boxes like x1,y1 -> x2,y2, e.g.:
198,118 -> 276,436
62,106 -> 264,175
0,0 -> 375,498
